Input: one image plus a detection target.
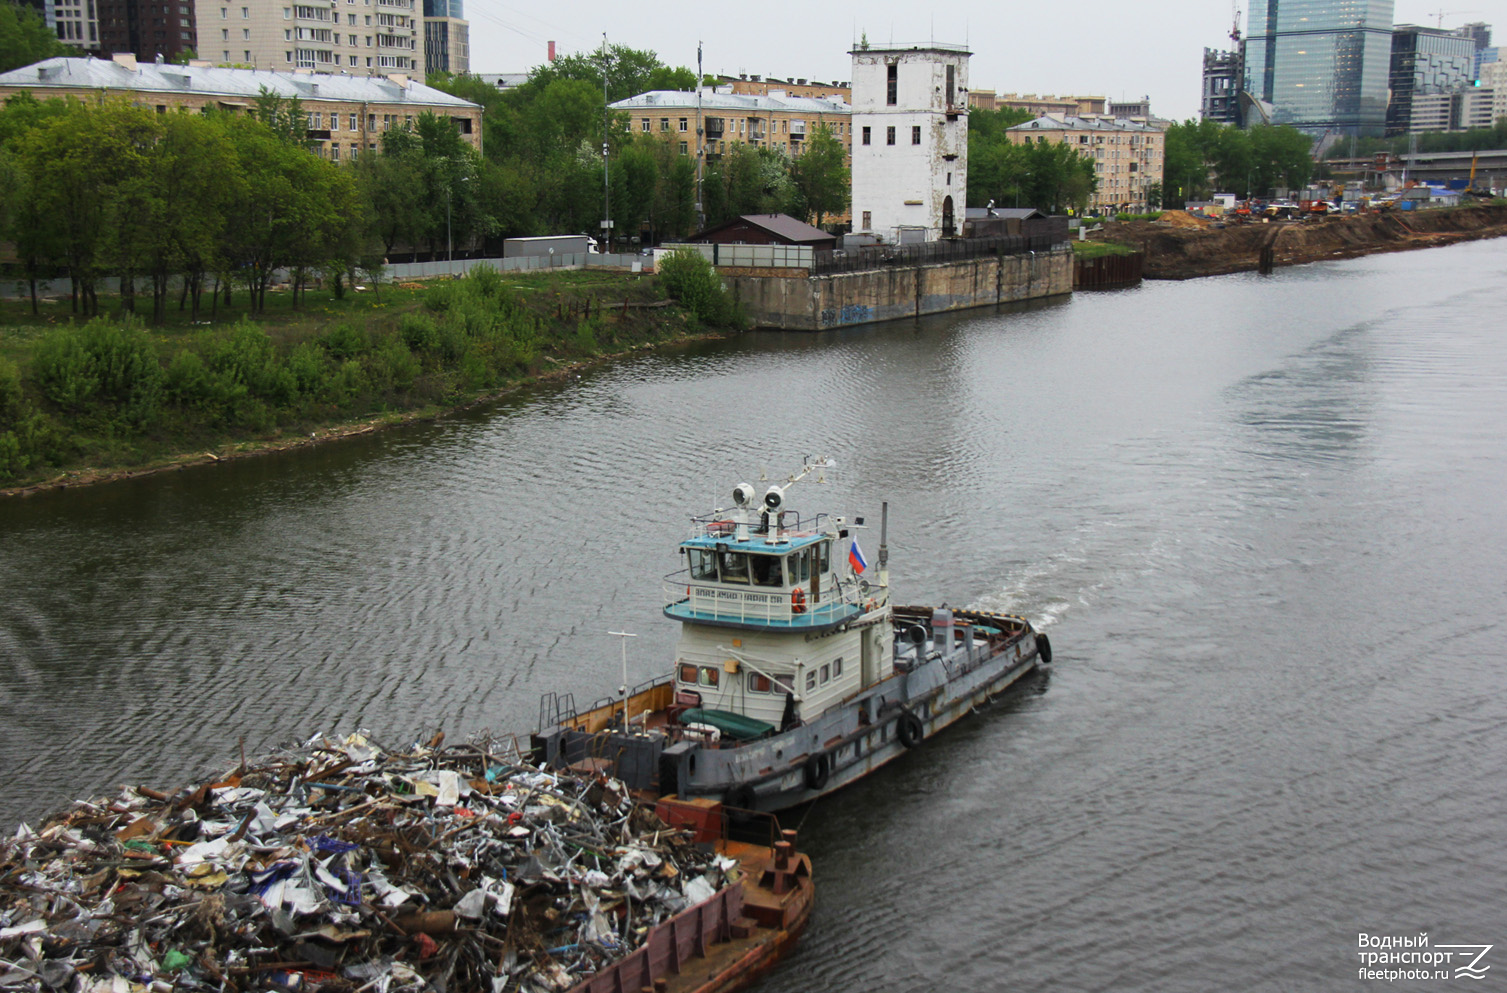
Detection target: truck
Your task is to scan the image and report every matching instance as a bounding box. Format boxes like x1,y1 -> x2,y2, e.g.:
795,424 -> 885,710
502,235 -> 595,259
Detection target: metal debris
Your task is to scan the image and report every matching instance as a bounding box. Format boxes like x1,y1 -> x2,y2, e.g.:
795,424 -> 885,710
0,732 -> 734,993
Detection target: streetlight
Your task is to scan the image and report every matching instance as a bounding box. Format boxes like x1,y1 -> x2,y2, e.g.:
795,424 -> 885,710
446,169 -> 469,276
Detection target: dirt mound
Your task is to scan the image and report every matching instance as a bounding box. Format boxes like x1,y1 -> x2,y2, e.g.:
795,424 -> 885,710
1158,210 -> 1208,229
1090,205 -> 1507,279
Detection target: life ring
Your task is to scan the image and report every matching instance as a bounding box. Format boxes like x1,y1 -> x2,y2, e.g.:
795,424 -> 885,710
897,711 -> 924,749
791,588 -> 807,614
803,753 -> 830,791
1037,633 -> 1052,665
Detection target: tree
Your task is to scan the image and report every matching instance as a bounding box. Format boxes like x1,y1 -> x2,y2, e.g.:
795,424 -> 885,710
0,1 -> 70,73
15,101 -> 161,315
791,125 -> 849,226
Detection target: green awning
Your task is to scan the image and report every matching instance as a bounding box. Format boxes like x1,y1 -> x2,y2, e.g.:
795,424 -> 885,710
681,707 -> 775,742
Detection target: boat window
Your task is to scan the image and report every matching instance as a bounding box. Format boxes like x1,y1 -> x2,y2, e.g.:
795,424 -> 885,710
805,671 -> 817,691
796,549 -> 811,582
719,551 -> 750,583
700,666 -> 721,688
819,663 -> 830,684
678,663 -> 698,684
688,548 -> 718,581
832,657 -> 843,678
817,539 -> 831,576
776,675 -> 794,693
750,673 -> 772,692
750,554 -> 782,587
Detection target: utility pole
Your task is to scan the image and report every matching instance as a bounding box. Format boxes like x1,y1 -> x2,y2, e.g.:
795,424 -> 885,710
601,32 -> 611,253
695,41 -> 704,232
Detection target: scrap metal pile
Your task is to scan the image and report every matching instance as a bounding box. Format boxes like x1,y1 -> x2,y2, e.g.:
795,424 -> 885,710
0,732 -> 736,993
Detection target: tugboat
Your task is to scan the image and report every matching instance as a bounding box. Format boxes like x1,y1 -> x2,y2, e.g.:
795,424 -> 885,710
532,458 -> 1052,813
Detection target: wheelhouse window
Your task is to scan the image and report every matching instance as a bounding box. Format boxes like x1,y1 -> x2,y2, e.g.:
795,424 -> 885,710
688,548 -> 717,581
750,673 -> 773,692
750,554 -> 783,587
678,663 -> 698,684
719,551 -> 750,583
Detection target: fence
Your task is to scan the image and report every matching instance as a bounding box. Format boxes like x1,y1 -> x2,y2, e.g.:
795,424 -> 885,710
385,253 -> 649,279
1073,252 -> 1144,289
0,253 -> 655,299
658,242 -> 814,269
811,218 -> 1071,276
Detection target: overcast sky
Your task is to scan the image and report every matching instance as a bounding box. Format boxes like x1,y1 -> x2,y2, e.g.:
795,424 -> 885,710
464,0 -> 1507,122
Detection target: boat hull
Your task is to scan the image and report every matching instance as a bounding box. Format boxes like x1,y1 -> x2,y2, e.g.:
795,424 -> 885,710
534,609 -> 1046,813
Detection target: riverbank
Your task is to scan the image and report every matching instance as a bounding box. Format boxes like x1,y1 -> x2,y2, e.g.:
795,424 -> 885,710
1089,202 -> 1507,279
0,268 -> 734,497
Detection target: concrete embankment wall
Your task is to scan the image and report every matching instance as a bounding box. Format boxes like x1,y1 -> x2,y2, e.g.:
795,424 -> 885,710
725,249 -> 1073,330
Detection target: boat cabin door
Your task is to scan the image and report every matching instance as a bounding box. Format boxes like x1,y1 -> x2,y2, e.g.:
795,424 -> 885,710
861,623 -> 879,687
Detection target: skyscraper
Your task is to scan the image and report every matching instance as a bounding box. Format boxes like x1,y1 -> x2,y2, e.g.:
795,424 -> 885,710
422,0 -> 466,75
1386,24 -> 1476,135
1244,0 -> 1394,136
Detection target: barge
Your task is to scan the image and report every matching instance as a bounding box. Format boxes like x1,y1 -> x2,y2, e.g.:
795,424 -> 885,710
534,458 -> 1052,814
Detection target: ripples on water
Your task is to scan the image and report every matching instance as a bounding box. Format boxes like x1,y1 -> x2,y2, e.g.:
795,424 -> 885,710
4,239 -> 1507,990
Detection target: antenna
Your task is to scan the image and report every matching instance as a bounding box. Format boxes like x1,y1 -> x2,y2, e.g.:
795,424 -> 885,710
609,630 -> 637,732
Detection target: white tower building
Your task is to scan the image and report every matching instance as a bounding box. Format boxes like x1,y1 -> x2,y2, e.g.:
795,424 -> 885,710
849,43 -> 970,243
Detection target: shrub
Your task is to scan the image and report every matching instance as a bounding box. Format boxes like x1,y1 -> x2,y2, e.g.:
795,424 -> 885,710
465,264 -> 504,299
320,322 -> 368,360
656,248 -> 739,327
33,327 -> 101,411
165,349 -> 215,407
0,430 -> 25,480
0,357 -> 27,430
399,313 -> 440,353
366,334 -> 421,392
286,342 -> 329,397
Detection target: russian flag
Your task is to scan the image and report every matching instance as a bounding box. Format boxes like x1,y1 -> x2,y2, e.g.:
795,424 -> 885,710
848,539 -> 868,574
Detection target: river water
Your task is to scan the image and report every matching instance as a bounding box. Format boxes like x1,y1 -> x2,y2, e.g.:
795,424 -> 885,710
4,239 -> 1506,990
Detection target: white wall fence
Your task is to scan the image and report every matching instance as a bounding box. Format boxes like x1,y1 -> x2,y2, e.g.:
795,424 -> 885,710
658,243 -> 814,269
0,254 -> 654,300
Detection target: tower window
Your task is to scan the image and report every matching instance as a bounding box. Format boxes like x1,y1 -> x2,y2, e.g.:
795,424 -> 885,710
886,63 -> 897,105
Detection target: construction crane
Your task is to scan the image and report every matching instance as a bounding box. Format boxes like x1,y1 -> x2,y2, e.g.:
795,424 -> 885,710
1433,9 -> 1479,28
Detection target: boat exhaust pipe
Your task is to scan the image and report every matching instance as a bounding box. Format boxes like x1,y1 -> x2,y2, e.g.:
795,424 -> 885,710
879,501 -> 890,589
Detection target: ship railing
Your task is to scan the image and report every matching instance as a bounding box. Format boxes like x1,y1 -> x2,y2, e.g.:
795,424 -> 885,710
663,571 -> 863,621
687,511 -> 831,542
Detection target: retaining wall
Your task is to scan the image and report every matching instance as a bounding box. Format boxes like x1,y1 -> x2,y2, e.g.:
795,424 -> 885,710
725,248 -> 1073,330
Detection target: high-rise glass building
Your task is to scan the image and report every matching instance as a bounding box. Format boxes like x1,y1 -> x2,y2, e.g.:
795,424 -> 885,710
1245,0 -> 1394,136
423,0 -> 468,75
1386,25 -> 1476,135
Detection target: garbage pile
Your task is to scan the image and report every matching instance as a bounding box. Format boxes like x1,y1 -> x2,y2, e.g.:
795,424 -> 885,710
0,732 -> 737,993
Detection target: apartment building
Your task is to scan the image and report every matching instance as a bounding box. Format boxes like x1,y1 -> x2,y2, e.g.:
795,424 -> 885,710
0,55 -> 481,160
50,0 -> 99,49
717,74 -> 850,102
610,88 -> 853,162
1007,114 -> 1165,214
422,0 -> 466,75
192,0 -> 423,75
969,89 -> 1105,116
